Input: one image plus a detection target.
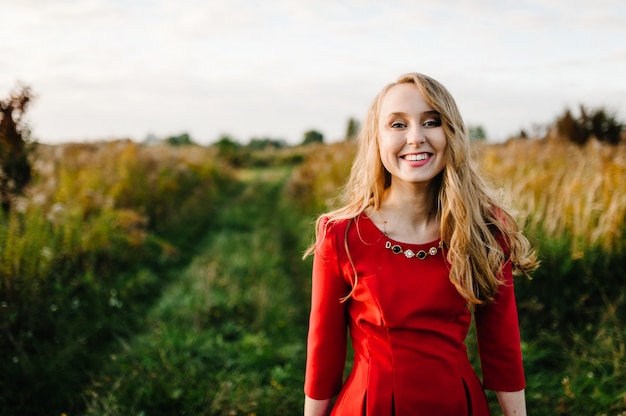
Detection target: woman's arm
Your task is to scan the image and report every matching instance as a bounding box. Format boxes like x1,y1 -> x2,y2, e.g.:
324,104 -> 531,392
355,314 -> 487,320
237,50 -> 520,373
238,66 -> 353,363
304,395 -> 332,416
474,260 -> 526,392
495,390 -> 526,416
304,218 -> 349,403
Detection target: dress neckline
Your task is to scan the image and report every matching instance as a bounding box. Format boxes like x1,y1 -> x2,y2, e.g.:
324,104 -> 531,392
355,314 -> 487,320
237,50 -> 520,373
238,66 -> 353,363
359,212 -> 441,248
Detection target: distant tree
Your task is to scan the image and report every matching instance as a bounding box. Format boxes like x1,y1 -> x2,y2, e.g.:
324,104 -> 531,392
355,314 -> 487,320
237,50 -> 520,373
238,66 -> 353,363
586,107 -> 623,145
468,125 -> 487,142
248,137 -> 287,151
556,108 -> 588,145
554,105 -> 623,145
213,135 -> 243,166
166,132 -> 194,146
0,83 -> 34,212
302,130 -> 324,146
345,117 -> 360,141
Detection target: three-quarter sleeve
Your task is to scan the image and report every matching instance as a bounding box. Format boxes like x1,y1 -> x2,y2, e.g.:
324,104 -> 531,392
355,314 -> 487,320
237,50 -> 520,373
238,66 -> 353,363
474,259 -> 526,391
304,218 -> 350,400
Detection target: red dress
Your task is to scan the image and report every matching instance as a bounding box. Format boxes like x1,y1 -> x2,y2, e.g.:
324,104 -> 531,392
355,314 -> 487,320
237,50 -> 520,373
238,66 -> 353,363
304,215 -> 525,415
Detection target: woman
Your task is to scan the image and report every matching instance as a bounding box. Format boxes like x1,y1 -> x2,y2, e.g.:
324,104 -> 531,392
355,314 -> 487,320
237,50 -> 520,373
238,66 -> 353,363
303,73 -> 539,415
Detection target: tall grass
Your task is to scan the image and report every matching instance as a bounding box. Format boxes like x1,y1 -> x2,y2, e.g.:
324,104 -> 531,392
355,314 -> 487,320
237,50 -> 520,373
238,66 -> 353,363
0,140 -> 236,415
479,139 -> 626,254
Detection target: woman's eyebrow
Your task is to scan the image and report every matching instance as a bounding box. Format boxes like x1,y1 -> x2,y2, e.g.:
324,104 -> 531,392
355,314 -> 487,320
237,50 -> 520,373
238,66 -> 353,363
386,112 -> 408,118
386,110 -> 440,118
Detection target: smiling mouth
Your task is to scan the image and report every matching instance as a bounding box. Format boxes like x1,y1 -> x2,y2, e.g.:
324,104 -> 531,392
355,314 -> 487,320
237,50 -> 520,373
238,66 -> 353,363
402,153 -> 431,161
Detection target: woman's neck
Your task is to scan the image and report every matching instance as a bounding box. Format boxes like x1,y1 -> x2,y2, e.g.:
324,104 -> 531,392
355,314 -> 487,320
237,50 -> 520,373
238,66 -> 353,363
371,181 -> 440,244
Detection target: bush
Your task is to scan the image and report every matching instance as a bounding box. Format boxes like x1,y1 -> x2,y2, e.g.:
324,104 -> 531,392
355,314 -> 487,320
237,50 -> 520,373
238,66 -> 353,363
285,141 -> 355,212
0,84 -> 34,212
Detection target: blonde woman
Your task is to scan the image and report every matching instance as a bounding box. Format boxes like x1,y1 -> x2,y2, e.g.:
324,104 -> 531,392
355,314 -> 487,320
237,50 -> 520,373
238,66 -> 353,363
304,73 -> 538,416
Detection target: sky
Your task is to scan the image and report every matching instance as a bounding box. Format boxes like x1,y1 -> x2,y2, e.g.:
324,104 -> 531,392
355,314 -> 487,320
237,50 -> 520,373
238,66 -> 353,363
1,0 -> 625,145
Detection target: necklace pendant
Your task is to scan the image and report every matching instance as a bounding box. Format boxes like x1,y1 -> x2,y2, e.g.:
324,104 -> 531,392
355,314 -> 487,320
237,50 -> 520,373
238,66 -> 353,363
404,249 -> 415,258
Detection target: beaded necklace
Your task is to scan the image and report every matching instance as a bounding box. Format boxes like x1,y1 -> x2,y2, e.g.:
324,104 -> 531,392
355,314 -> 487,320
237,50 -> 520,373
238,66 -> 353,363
381,219 -> 442,260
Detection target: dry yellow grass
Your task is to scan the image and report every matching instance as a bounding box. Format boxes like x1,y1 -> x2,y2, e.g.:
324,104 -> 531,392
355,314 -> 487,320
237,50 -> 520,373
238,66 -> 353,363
290,138 -> 626,256
478,139 -> 626,255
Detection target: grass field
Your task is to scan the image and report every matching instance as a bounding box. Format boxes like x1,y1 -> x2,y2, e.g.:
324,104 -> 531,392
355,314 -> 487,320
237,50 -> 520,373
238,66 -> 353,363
1,138 -> 625,415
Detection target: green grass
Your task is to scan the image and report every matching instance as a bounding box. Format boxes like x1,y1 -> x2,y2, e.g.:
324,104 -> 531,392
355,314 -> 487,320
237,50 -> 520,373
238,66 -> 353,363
84,167 -> 313,415
3,140 -> 626,415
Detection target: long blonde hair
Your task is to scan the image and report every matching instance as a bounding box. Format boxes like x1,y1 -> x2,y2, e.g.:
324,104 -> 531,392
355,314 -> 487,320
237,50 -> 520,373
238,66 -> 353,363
307,72 -> 539,305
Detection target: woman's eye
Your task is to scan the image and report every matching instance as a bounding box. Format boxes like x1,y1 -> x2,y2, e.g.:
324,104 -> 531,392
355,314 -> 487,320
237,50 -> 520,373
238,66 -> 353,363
423,119 -> 442,127
391,121 -> 406,128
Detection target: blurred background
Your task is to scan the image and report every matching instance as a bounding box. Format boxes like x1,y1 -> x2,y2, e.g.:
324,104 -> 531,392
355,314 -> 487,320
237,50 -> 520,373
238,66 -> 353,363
1,1 -> 625,415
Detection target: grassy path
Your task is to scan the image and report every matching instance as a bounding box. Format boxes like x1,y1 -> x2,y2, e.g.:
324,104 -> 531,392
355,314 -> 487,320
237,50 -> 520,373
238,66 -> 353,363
85,167 -> 312,415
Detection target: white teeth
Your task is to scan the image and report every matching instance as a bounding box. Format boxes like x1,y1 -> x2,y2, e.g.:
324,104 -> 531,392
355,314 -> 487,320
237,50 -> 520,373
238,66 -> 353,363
404,153 -> 429,161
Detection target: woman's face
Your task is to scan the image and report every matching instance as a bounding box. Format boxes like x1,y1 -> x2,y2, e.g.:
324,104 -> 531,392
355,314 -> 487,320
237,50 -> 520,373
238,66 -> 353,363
377,83 -> 447,187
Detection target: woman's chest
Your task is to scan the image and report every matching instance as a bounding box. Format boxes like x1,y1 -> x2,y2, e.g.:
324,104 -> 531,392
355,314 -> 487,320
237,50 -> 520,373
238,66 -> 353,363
341,244 -> 468,327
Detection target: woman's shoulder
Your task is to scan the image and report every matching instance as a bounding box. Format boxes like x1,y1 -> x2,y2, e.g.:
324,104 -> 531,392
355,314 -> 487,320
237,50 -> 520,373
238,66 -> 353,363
312,215 -> 354,260
317,215 -> 355,238
318,213 -> 382,250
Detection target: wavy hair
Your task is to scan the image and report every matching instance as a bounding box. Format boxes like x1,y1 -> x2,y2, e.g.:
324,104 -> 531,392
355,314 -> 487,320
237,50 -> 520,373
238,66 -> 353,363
307,72 -> 539,305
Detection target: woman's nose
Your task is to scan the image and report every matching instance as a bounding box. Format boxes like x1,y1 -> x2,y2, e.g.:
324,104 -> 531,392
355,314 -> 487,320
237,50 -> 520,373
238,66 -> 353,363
406,127 -> 425,146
